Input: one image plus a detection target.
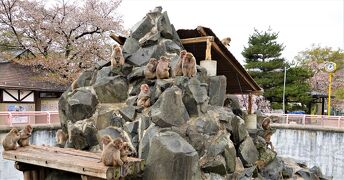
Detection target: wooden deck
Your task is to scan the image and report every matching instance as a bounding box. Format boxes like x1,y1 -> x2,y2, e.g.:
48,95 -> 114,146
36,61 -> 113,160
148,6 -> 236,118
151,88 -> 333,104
2,145 -> 144,179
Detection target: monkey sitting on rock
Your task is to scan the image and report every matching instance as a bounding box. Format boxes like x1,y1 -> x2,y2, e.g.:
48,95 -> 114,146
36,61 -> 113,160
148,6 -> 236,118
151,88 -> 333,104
174,50 -> 187,77
182,52 -> 197,77
137,84 -> 151,108
2,128 -> 21,151
156,56 -> 170,79
144,58 -> 159,79
110,44 -> 125,68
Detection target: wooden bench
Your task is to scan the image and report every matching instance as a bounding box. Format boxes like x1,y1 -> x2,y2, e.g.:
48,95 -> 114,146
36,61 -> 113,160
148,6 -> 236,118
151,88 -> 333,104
2,145 -> 144,180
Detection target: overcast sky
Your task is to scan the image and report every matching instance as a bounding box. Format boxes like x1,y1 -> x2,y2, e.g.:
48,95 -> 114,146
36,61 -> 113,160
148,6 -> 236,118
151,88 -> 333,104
117,0 -> 344,64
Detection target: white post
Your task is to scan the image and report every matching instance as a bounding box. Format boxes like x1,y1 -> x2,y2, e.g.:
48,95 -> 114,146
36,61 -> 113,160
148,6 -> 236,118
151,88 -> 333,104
282,66 -> 287,113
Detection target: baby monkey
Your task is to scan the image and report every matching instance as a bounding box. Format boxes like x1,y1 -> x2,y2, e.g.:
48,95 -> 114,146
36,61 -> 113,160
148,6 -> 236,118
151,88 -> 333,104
174,50 -> 187,77
55,129 -> 68,148
2,128 -> 21,151
18,125 -> 33,147
137,84 -> 151,108
100,136 -> 124,167
144,58 -> 159,79
156,56 -> 170,79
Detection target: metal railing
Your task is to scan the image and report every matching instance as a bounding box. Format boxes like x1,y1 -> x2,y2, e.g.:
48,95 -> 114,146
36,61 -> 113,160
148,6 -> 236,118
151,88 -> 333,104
0,111 -> 59,127
266,113 -> 344,128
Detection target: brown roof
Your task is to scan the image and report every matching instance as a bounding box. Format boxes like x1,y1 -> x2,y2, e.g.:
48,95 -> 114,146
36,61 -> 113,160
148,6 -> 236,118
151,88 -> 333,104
177,26 -> 262,94
0,61 -> 67,92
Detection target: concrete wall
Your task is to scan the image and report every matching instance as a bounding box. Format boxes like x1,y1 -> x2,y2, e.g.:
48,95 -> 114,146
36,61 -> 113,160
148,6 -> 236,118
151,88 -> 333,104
272,127 -> 344,180
0,125 -> 59,180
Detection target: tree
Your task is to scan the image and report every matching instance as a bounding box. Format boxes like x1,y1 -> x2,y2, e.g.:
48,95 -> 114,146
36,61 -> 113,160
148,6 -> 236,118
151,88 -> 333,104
0,0 -> 124,83
295,45 -> 344,112
242,28 -> 312,112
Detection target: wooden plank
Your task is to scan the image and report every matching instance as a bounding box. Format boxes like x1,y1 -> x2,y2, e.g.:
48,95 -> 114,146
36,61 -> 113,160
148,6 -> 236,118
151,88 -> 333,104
205,38 -> 212,60
180,36 -> 214,45
2,145 -> 144,179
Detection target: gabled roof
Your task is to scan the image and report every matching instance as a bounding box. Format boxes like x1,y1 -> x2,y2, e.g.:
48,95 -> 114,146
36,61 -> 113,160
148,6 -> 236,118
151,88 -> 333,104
177,26 -> 262,94
0,61 -> 67,92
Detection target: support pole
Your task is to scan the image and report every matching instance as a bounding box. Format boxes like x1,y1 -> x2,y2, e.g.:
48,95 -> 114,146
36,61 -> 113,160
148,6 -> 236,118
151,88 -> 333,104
328,73 -> 333,117
205,38 -> 212,60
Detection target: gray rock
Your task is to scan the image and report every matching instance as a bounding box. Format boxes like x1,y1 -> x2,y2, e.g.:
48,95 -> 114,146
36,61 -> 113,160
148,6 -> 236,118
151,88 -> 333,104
93,76 -> 128,103
296,169 -> 319,180
138,124 -> 160,160
122,37 -> 140,55
208,76 -> 227,106
156,78 -> 174,91
185,124 -> 208,156
123,121 -> 139,136
58,89 -> 72,131
109,115 -> 126,128
119,106 -> 137,122
162,39 -> 181,54
202,173 -> 225,180
138,116 -> 152,141
95,66 -> 112,81
126,96 -> 138,106
260,157 -> 284,180
194,115 -> 219,135
94,106 -> 114,130
95,60 -> 110,70
158,12 -> 173,39
125,46 -> 159,66
206,132 -> 236,173
201,155 -> 227,175
231,116 -> 249,145
144,131 -> 201,180
130,15 -> 154,40
150,86 -> 189,127
238,137 -> 258,167
127,66 -> 145,82
65,88 -> 98,123
74,69 -> 97,88
196,65 -> 208,83
67,119 -> 98,150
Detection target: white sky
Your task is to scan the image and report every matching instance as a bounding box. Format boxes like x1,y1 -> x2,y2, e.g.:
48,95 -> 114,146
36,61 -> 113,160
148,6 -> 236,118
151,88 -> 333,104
117,0 -> 344,64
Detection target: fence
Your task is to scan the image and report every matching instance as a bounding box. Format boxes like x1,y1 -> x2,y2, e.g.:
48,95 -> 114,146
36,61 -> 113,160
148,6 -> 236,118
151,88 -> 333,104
0,111 -> 59,127
267,113 -> 344,128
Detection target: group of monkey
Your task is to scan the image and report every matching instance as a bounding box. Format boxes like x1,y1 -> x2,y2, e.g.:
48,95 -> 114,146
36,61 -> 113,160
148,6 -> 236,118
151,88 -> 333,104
2,125 -> 33,151
3,126 -> 131,167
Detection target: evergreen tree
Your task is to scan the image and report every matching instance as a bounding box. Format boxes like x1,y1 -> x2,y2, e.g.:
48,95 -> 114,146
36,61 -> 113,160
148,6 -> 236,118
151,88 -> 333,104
242,28 -> 312,112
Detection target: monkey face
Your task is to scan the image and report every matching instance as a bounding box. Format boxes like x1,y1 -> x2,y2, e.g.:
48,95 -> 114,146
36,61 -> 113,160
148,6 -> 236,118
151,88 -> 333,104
140,84 -> 149,93
180,50 -> 187,57
114,47 -> 121,54
101,136 -> 112,145
113,138 -> 123,149
149,58 -> 157,64
11,128 -> 19,135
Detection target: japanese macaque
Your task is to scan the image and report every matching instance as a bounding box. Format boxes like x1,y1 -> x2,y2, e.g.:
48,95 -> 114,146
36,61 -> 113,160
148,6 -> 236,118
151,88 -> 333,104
261,118 -> 271,130
144,58 -> 159,79
137,84 -> 151,108
156,56 -> 170,79
182,52 -> 197,77
264,131 -> 274,150
221,37 -> 231,47
101,136 -> 124,167
110,44 -> 125,67
18,125 -> 33,147
100,135 -> 112,150
120,142 -> 130,163
2,128 -> 21,151
55,129 -> 68,147
174,50 -> 187,77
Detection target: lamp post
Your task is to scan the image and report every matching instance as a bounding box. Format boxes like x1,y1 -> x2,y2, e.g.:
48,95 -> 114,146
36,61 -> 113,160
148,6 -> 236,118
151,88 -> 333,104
282,66 -> 287,114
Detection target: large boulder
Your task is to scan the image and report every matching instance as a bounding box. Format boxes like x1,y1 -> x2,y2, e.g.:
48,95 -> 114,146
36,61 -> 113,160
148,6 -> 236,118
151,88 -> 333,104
208,76 -> 226,106
65,87 -> 98,123
201,132 -> 236,174
94,106 -> 114,130
238,136 -> 258,167
93,76 -> 129,103
138,124 -> 160,160
67,119 -> 98,150
150,86 -> 190,127
231,116 -> 249,145
144,131 -> 201,180
260,157 -> 284,180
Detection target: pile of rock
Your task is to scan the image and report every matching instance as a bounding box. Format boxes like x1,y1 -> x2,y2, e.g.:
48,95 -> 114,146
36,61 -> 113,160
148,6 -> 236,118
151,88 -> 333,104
58,7 -> 329,180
